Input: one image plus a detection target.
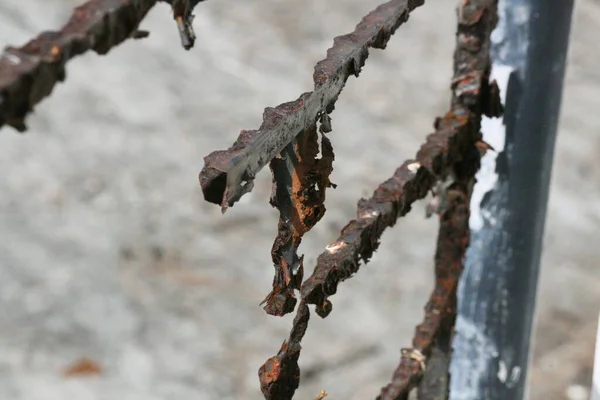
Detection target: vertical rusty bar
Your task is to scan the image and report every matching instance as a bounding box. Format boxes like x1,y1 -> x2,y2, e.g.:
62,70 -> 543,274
450,0 -> 575,399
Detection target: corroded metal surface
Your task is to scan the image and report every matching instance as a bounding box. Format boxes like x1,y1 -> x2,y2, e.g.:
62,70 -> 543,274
263,124 -> 335,316
0,0 -> 503,399
199,0 -> 426,212
0,0 -> 205,132
259,302 -> 310,400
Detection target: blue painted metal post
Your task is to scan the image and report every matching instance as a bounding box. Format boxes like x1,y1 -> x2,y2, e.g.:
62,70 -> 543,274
450,0 -> 575,399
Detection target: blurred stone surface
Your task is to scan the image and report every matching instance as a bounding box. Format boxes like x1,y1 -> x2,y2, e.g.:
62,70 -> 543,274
0,1 -> 598,399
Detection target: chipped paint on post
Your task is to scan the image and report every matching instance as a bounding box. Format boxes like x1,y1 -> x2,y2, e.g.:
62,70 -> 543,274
451,0 -> 575,398
451,1 -> 529,397
469,65 -> 512,231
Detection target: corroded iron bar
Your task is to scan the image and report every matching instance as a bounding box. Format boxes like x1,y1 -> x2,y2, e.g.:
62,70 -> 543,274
199,0 -> 425,212
0,0 -> 205,132
0,0 -> 157,132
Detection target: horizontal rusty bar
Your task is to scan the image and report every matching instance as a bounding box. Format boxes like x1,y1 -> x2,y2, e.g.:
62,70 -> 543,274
0,0 -> 206,132
199,0 -> 426,212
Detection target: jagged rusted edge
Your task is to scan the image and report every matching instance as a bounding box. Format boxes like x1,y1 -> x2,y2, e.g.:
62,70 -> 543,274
263,125 -> 335,316
259,302 -> 310,400
199,0 -> 426,212
0,0 -> 207,132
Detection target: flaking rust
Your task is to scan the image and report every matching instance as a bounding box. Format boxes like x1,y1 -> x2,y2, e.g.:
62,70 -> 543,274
259,302 -> 310,400
199,0 -> 426,211
0,0 -> 206,132
263,124 -> 335,316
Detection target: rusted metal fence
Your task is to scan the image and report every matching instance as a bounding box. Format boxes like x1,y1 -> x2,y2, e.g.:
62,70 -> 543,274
0,0 -> 574,399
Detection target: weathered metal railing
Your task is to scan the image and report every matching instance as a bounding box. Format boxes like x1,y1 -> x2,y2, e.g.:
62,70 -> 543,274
0,0 -> 574,399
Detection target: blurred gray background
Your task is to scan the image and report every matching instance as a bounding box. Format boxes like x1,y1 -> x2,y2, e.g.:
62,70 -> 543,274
0,0 -> 598,399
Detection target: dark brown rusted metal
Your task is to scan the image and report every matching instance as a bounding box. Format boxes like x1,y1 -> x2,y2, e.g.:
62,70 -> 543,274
0,0 -> 511,399
0,0 -> 206,133
259,302 -> 310,400
262,124 -> 335,316
199,0 -> 426,212
260,0 -> 501,391
0,0 -> 157,132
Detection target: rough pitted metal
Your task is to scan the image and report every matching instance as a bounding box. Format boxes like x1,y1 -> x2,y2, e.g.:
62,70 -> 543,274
258,302 -> 310,400
0,0 -> 206,132
255,0 -> 500,398
199,0 -> 426,212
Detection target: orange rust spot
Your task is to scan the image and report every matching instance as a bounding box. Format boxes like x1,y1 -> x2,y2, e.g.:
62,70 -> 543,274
63,358 -> 102,377
50,45 -> 60,57
289,126 -> 333,242
259,358 -> 281,385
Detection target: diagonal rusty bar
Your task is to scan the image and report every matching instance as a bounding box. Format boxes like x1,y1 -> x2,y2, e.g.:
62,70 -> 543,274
0,0 -> 206,132
199,0 -> 426,212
